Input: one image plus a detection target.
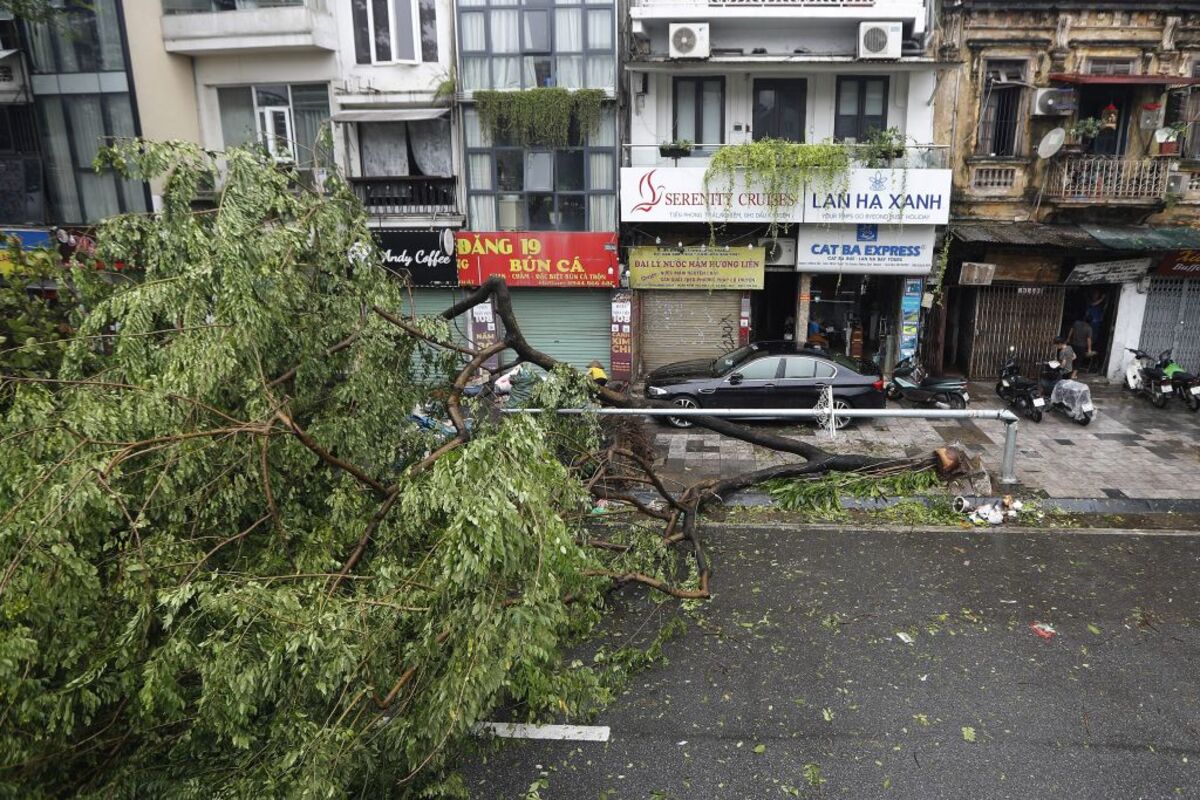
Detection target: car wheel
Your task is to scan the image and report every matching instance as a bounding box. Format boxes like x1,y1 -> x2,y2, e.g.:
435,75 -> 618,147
666,396 -> 699,428
816,398 -> 854,430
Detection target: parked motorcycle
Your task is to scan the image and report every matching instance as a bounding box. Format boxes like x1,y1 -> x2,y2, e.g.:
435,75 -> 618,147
1161,352 -> 1200,412
996,347 -> 1045,422
886,356 -> 969,409
1124,348 -> 1177,409
1039,360 -> 1094,425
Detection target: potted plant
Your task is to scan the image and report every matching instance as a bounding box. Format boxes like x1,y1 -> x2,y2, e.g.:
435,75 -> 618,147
860,127 -> 908,167
1067,117 -> 1103,143
1159,121 -> 1187,156
659,139 -> 694,159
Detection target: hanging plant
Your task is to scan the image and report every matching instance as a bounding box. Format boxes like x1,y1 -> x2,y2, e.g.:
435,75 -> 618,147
474,88 -> 607,147
703,139 -> 852,237
857,127 -> 909,168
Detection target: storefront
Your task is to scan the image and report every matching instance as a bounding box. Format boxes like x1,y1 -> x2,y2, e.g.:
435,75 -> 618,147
455,231 -> 620,372
1140,251 -> 1200,371
628,245 -> 757,372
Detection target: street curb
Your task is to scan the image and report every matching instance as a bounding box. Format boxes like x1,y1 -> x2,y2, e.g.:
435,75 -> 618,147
708,521 -> 1200,537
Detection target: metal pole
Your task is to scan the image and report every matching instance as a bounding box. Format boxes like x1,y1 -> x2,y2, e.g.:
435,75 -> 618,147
501,407 -> 1019,421
1000,418 -> 1019,485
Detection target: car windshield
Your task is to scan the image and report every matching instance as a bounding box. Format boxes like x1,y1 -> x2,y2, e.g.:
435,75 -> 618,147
711,345 -> 757,376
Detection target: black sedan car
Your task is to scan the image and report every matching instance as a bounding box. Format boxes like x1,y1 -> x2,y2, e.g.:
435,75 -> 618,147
644,341 -> 885,428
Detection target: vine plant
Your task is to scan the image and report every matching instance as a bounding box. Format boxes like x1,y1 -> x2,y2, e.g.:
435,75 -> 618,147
474,88 -> 606,147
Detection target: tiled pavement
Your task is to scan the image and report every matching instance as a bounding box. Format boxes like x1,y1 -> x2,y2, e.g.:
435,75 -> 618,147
648,380 -> 1200,499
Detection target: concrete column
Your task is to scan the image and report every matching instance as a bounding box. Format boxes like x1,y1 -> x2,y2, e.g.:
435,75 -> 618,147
1106,280 -> 1149,383
794,273 -> 812,344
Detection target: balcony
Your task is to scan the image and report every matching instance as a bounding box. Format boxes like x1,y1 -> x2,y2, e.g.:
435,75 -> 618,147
1046,156 -> 1174,205
624,142 -> 949,169
161,0 -> 336,56
631,0 -> 925,23
350,177 -> 459,218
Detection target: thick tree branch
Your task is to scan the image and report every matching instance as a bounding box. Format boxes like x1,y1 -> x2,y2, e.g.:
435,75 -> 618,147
276,411 -> 390,498
372,306 -> 479,357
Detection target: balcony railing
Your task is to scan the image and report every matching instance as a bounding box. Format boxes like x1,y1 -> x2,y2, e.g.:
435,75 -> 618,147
163,0 -> 325,14
1047,156 -> 1173,203
623,142 -> 949,169
350,177 -> 458,216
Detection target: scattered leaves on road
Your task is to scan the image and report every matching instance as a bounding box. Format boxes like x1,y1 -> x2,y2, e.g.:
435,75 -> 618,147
753,744 -> 766,754
1088,623 -> 1102,635
803,763 -> 824,789
962,726 -> 977,743
822,707 -> 835,722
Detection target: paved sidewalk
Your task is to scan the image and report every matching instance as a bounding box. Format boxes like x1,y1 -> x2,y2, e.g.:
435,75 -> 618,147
647,380 -> 1200,499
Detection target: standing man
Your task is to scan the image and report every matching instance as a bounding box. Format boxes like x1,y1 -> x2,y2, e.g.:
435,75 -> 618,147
1067,316 -> 1093,371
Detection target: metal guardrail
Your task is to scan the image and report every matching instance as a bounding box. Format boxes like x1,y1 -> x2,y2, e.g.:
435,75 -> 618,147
502,406 -> 1021,485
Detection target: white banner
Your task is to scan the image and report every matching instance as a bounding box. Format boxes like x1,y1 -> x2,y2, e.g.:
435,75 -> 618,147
620,167 -> 805,223
795,225 -> 936,275
804,169 -> 952,225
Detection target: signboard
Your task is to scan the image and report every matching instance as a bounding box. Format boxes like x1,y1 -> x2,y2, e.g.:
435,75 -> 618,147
0,228 -> 52,277
900,278 -> 923,361
794,224 -> 935,275
960,262 -> 997,286
804,169 -> 952,225
628,246 -> 765,290
455,231 -> 619,288
610,289 -> 632,380
468,300 -> 502,370
1066,257 -> 1152,284
620,167 -> 806,224
1157,250 -> 1200,277
374,228 -> 457,286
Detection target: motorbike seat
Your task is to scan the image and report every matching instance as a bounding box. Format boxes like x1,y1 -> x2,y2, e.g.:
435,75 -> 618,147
1011,377 -> 1038,390
1173,371 -> 1196,382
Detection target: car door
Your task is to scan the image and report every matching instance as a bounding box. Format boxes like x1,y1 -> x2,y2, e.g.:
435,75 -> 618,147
710,356 -> 783,408
778,355 -> 820,408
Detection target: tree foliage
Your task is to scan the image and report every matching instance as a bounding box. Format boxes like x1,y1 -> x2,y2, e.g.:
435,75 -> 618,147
0,142 -> 620,798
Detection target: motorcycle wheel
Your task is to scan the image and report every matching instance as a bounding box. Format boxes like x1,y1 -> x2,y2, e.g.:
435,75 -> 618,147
1029,409 -> 1043,423
886,383 -> 901,401
947,393 -> 967,410
1188,393 -> 1200,413
994,382 -> 1006,398
1151,391 -> 1168,409
1076,411 -> 1093,427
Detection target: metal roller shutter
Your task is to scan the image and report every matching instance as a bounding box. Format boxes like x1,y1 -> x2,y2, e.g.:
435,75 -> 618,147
406,287 -> 474,348
640,290 -> 743,373
505,289 -> 612,371
1140,278 -> 1200,371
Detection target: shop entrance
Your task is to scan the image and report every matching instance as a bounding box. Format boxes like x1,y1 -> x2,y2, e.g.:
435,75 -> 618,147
807,274 -> 902,364
751,271 -> 799,341
1062,284 -> 1119,375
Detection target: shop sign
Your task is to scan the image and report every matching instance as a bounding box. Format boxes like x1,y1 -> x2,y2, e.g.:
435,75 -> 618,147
1157,250 -> 1200,277
1066,257 -> 1152,284
0,228 -> 52,276
620,167 -> 806,224
455,231 -> 618,288
374,228 -> 457,286
795,225 -> 935,275
804,169 -> 952,225
610,289 -> 632,379
467,300 -> 502,370
628,246 -> 765,290
900,278 -> 923,361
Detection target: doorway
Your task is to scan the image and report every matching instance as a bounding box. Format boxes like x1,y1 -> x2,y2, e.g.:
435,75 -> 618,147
1063,284 -> 1119,375
753,79 -> 807,142
751,272 -> 799,341
1078,87 -> 1132,156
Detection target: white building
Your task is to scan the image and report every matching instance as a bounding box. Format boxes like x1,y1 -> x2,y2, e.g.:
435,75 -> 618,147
620,0 -> 950,376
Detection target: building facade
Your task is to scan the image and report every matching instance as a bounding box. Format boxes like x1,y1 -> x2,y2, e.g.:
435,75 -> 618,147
930,0 -> 1200,382
619,0 -> 949,377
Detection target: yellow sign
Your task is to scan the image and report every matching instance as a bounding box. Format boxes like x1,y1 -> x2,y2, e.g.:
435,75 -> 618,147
629,246 -> 765,290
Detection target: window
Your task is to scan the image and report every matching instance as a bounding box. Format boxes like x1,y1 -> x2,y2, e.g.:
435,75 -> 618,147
976,60 -> 1025,157
218,84 -> 330,167
352,0 -> 438,64
464,107 -> 617,232
783,357 -> 816,379
1186,63 -> 1200,160
24,0 -> 124,74
834,76 -> 888,142
735,357 -> 781,381
0,106 -> 38,154
674,77 -> 724,150
1087,58 -> 1135,76
753,79 -> 806,142
456,0 -> 615,91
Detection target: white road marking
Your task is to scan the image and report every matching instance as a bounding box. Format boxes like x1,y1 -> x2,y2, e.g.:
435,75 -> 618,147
473,722 -> 610,742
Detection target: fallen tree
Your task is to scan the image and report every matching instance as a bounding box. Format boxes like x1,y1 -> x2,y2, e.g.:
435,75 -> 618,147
0,140 -> 938,797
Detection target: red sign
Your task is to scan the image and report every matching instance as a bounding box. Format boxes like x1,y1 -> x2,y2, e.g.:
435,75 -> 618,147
1158,250 -> 1200,277
455,232 -> 619,288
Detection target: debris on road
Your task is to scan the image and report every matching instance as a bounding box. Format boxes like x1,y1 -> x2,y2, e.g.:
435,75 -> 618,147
1030,622 -> 1057,640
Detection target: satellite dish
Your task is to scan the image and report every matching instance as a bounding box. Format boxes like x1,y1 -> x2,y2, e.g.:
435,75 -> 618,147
1037,127 -> 1066,159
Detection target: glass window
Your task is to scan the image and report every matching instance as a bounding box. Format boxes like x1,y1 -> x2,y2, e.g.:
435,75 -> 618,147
814,361 -> 836,379
587,151 -> 612,190
558,195 -> 585,231
587,9 -> 612,50
523,56 -> 552,88
460,12 -> 486,52
784,357 -> 816,379
523,10 -> 549,52
556,150 -> 584,190
525,151 -> 552,190
353,0 -> 428,64
556,9 -> 582,51
976,61 -> 1025,157
834,76 -> 889,142
491,10 -> 519,53
468,153 -> 493,189
556,55 -> 583,89
527,193 -> 554,229
675,77 -> 723,149
418,0 -> 439,61
496,150 -> 523,190
736,357 -> 780,380
1087,58 -> 1135,76
218,87 -> 256,148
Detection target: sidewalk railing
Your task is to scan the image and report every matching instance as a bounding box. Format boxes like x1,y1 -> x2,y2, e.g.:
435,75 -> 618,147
503,407 -> 1021,484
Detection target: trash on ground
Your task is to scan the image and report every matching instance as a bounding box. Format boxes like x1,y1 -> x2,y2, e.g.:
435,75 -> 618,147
895,632 -> 914,645
1030,622 -> 1057,640
960,494 -> 1027,526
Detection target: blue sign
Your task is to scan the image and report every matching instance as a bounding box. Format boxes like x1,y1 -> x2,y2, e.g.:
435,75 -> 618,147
899,278 -> 923,361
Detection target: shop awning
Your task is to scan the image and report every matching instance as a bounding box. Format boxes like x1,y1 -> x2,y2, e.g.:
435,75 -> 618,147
330,108 -> 447,123
950,222 -> 1101,249
1079,224 -> 1200,251
0,49 -> 18,60
1048,73 -> 1200,86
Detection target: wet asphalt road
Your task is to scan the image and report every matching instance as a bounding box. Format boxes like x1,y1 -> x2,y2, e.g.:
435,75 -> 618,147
466,524 -> 1200,799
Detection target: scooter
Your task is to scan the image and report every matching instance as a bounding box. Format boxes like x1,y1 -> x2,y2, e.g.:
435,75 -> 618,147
1161,352 -> 1200,413
886,356 -> 969,409
996,347 -> 1045,422
1039,360 -> 1094,426
1124,348 -> 1176,409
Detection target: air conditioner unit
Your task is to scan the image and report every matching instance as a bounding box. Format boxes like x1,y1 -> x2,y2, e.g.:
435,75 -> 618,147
1167,173 -> 1187,195
669,23 -> 710,60
857,22 -> 902,60
759,238 -> 797,268
1033,88 -> 1077,116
